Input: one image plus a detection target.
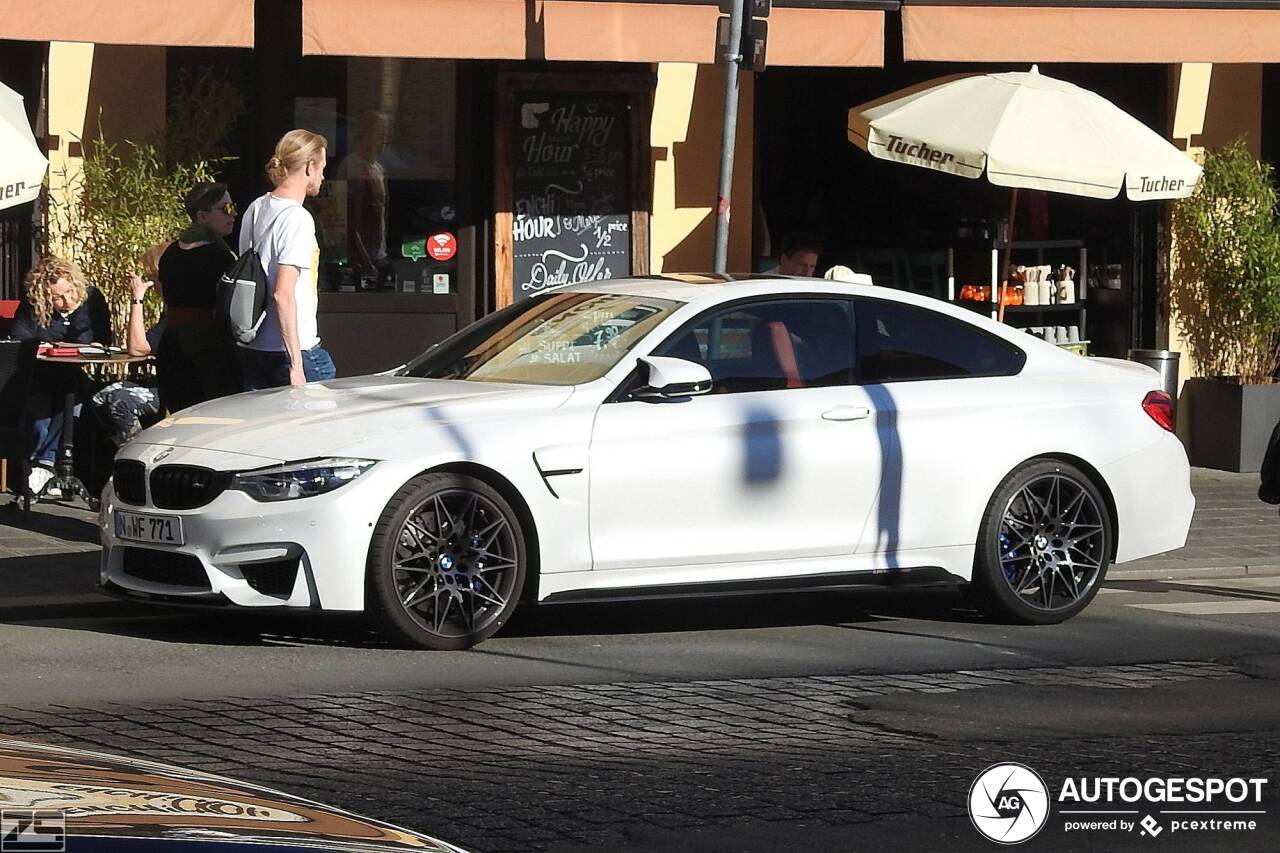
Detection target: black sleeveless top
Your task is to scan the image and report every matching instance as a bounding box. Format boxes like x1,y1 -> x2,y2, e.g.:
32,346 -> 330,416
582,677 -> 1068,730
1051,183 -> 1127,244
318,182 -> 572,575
157,242 -> 234,310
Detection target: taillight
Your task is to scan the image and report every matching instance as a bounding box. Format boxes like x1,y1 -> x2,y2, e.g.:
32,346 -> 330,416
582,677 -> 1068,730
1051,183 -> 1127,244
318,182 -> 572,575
1142,390 -> 1175,432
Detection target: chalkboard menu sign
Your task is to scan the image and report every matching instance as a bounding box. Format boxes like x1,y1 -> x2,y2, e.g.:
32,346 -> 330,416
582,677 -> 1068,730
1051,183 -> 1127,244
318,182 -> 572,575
510,93 -> 632,301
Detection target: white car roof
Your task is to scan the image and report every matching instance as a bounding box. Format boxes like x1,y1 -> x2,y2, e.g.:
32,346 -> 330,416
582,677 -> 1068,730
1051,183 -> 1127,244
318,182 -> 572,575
559,273 -> 879,304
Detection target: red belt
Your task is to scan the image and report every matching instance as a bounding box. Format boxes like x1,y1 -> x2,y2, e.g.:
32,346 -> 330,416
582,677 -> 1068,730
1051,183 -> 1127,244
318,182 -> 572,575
166,306 -> 218,327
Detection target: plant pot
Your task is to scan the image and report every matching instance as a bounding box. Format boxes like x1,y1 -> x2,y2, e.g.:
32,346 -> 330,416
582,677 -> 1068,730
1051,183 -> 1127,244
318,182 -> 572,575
1181,376 -> 1280,472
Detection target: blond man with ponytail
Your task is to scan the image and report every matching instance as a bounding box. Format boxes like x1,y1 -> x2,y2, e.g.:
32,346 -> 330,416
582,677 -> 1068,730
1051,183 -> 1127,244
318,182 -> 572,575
236,129 -> 335,389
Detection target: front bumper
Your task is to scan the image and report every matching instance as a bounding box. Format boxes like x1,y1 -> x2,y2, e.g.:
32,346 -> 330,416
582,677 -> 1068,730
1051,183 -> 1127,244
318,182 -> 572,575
99,459 -> 417,611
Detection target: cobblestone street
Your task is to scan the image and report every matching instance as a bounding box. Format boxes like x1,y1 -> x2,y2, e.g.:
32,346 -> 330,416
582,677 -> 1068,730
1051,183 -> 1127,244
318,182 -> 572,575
3,660 -> 1277,852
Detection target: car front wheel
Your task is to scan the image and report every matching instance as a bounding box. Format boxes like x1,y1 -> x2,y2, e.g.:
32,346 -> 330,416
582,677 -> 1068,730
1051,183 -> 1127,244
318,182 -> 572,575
367,473 -> 526,650
971,459 -> 1112,625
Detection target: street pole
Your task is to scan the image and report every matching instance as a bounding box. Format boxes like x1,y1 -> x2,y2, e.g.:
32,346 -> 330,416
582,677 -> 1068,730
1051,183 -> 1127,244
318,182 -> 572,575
712,0 -> 746,274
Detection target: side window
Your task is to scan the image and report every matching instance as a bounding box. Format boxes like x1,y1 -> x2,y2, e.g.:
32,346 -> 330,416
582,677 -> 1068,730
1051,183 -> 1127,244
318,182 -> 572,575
855,298 -> 1025,383
654,298 -> 856,394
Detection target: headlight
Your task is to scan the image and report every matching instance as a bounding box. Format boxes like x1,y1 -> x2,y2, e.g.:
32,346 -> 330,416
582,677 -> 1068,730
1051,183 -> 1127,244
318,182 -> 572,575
231,458 -> 376,502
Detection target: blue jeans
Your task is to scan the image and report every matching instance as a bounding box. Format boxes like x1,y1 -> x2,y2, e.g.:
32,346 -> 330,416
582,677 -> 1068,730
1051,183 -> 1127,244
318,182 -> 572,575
26,390 -> 80,465
238,345 -> 336,390
302,345 -> 336,382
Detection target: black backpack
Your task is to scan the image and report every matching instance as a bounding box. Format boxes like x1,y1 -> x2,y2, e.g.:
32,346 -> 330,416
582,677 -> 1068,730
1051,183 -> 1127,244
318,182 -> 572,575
216,201 -> 287,344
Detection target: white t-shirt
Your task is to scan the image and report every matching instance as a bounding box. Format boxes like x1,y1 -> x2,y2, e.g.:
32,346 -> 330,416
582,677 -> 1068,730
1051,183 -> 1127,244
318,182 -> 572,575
238,193 -> 321,353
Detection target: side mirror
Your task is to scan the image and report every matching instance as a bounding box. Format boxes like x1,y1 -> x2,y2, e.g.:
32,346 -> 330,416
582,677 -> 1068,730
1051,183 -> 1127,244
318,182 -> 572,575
633,356 -> 713,401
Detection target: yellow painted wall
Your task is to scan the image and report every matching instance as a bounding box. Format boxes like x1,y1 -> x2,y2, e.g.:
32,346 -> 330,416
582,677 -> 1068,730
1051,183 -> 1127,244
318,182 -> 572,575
46,40 -> 95,252
649,62 -> 754,273
46,41 -> 166,251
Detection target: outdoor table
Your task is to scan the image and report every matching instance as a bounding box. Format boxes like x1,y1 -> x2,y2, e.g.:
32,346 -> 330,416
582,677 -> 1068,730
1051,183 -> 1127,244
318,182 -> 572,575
35,347 -> 150,510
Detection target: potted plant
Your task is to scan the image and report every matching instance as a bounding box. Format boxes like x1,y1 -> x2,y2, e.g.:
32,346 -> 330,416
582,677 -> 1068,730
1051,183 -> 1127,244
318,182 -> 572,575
1171,138 -> 1280,472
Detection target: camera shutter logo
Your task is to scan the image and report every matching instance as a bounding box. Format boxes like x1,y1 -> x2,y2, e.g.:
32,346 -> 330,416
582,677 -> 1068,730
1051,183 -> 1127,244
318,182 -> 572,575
1,809 -> 65,852
969,763 -> 1051,844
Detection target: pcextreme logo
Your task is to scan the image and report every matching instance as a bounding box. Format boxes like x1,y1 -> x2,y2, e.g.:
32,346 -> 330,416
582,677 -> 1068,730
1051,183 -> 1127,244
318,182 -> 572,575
969,763 -> 1051,844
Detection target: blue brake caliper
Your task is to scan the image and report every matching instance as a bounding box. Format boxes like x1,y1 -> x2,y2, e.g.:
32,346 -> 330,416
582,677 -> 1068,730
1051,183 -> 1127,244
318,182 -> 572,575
999,530 -> 1020,582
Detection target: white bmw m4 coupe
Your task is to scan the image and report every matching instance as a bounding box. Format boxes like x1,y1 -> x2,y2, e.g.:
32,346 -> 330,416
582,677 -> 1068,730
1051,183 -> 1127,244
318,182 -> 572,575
100,275 -> 1194,649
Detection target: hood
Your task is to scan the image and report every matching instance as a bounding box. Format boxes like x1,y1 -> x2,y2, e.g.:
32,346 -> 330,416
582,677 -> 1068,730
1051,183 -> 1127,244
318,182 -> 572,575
0,737 -> 464,851
136,375 -> 575,463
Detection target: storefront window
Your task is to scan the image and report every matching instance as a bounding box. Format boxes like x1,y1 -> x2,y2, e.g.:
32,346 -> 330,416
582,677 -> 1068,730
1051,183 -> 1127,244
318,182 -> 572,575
300,58 -> 458,296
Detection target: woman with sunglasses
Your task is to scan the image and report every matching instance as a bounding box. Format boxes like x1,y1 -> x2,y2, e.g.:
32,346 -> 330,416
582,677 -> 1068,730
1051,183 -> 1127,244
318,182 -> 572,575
154,182 -> 243,412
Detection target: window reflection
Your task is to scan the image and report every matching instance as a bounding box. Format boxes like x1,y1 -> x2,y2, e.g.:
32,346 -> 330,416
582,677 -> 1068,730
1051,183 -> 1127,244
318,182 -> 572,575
302,57 -> 458,295
405,292 -> 679,385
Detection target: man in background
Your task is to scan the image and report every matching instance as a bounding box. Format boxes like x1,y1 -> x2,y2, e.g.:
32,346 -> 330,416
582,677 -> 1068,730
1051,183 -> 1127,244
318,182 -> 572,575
766,232 -> 823,277
341,111 -> 391,280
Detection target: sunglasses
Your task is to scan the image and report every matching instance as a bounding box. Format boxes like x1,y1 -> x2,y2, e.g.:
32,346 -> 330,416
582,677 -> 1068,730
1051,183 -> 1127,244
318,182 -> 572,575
210,201 -> 237,217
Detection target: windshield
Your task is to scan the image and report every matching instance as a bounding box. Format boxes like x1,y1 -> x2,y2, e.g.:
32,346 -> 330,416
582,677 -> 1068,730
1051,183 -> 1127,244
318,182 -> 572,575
402,291 -> 681,385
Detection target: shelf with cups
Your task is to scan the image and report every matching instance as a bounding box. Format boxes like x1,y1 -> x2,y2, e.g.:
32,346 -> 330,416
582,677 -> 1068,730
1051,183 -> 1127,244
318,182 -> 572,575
959,303 -> 1083,314
946,237 -> 1089,350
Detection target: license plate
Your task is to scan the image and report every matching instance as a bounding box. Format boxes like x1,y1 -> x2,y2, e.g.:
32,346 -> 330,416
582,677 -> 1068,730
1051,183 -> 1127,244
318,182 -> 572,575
114,511 -> 185,546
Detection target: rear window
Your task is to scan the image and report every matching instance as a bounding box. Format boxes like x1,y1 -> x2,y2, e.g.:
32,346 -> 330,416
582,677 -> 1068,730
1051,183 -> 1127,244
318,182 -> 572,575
855,298 -> 1025,383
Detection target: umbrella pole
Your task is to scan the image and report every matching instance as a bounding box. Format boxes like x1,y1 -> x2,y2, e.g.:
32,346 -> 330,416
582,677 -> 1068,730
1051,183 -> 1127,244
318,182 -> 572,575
998,188 -> 1019,324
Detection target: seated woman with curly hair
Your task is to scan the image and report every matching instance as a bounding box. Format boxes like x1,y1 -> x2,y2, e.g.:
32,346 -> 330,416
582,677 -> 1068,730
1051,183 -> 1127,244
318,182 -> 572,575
10,257 -> 112,494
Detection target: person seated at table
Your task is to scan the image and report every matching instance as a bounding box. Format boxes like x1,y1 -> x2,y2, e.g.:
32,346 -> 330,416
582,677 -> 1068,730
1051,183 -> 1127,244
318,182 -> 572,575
10,256 -> 111,344
154,181 -> 242,412
9,256 -> 112,495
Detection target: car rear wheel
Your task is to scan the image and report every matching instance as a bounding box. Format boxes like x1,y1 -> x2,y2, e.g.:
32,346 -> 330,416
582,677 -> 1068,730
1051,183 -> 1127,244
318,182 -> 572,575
367,473 -> 526,650
971,459 -> 1111,625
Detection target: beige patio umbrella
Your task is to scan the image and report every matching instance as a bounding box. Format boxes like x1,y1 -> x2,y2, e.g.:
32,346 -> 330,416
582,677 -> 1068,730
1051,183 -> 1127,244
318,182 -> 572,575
847,67 -> 1201,319
0,81 -> 46,211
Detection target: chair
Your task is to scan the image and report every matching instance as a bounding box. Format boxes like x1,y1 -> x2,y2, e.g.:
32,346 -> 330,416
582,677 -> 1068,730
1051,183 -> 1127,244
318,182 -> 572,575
906,250 -> 948,298
0,339 -> 38,510
0,300 -> 19,339
854,249 -> 907,290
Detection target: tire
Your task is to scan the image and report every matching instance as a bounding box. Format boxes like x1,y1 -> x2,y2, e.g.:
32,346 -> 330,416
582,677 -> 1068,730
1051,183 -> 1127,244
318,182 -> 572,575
367,472 -> 527,650
970,459 -> 1111,625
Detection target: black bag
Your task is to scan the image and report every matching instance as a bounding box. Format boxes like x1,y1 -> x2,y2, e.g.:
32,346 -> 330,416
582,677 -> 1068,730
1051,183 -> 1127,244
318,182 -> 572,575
1259,419 -> 1280,504
215,201 -> 286,344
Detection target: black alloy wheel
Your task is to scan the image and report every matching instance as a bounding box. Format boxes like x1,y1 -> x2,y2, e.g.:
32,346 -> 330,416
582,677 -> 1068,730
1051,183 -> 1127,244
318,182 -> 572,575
971,459 -> 1111,625
368,473 -> 526,650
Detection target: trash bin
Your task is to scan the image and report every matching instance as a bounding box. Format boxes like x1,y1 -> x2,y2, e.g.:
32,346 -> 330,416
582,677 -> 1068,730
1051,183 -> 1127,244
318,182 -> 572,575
1128,349 -> 1181,401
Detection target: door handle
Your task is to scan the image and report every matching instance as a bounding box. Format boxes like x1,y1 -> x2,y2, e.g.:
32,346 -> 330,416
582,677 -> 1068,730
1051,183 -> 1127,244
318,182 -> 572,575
822,406 -> 871,422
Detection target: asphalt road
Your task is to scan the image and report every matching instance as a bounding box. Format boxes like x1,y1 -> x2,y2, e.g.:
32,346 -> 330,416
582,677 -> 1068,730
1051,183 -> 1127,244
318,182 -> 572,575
3,536 -> 1280,852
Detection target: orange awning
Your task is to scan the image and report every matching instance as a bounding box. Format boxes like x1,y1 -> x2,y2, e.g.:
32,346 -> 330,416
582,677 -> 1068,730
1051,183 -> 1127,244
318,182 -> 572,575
0,0 -> 254,48
903,3 -> 1280,64
302,0 -> 886,67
